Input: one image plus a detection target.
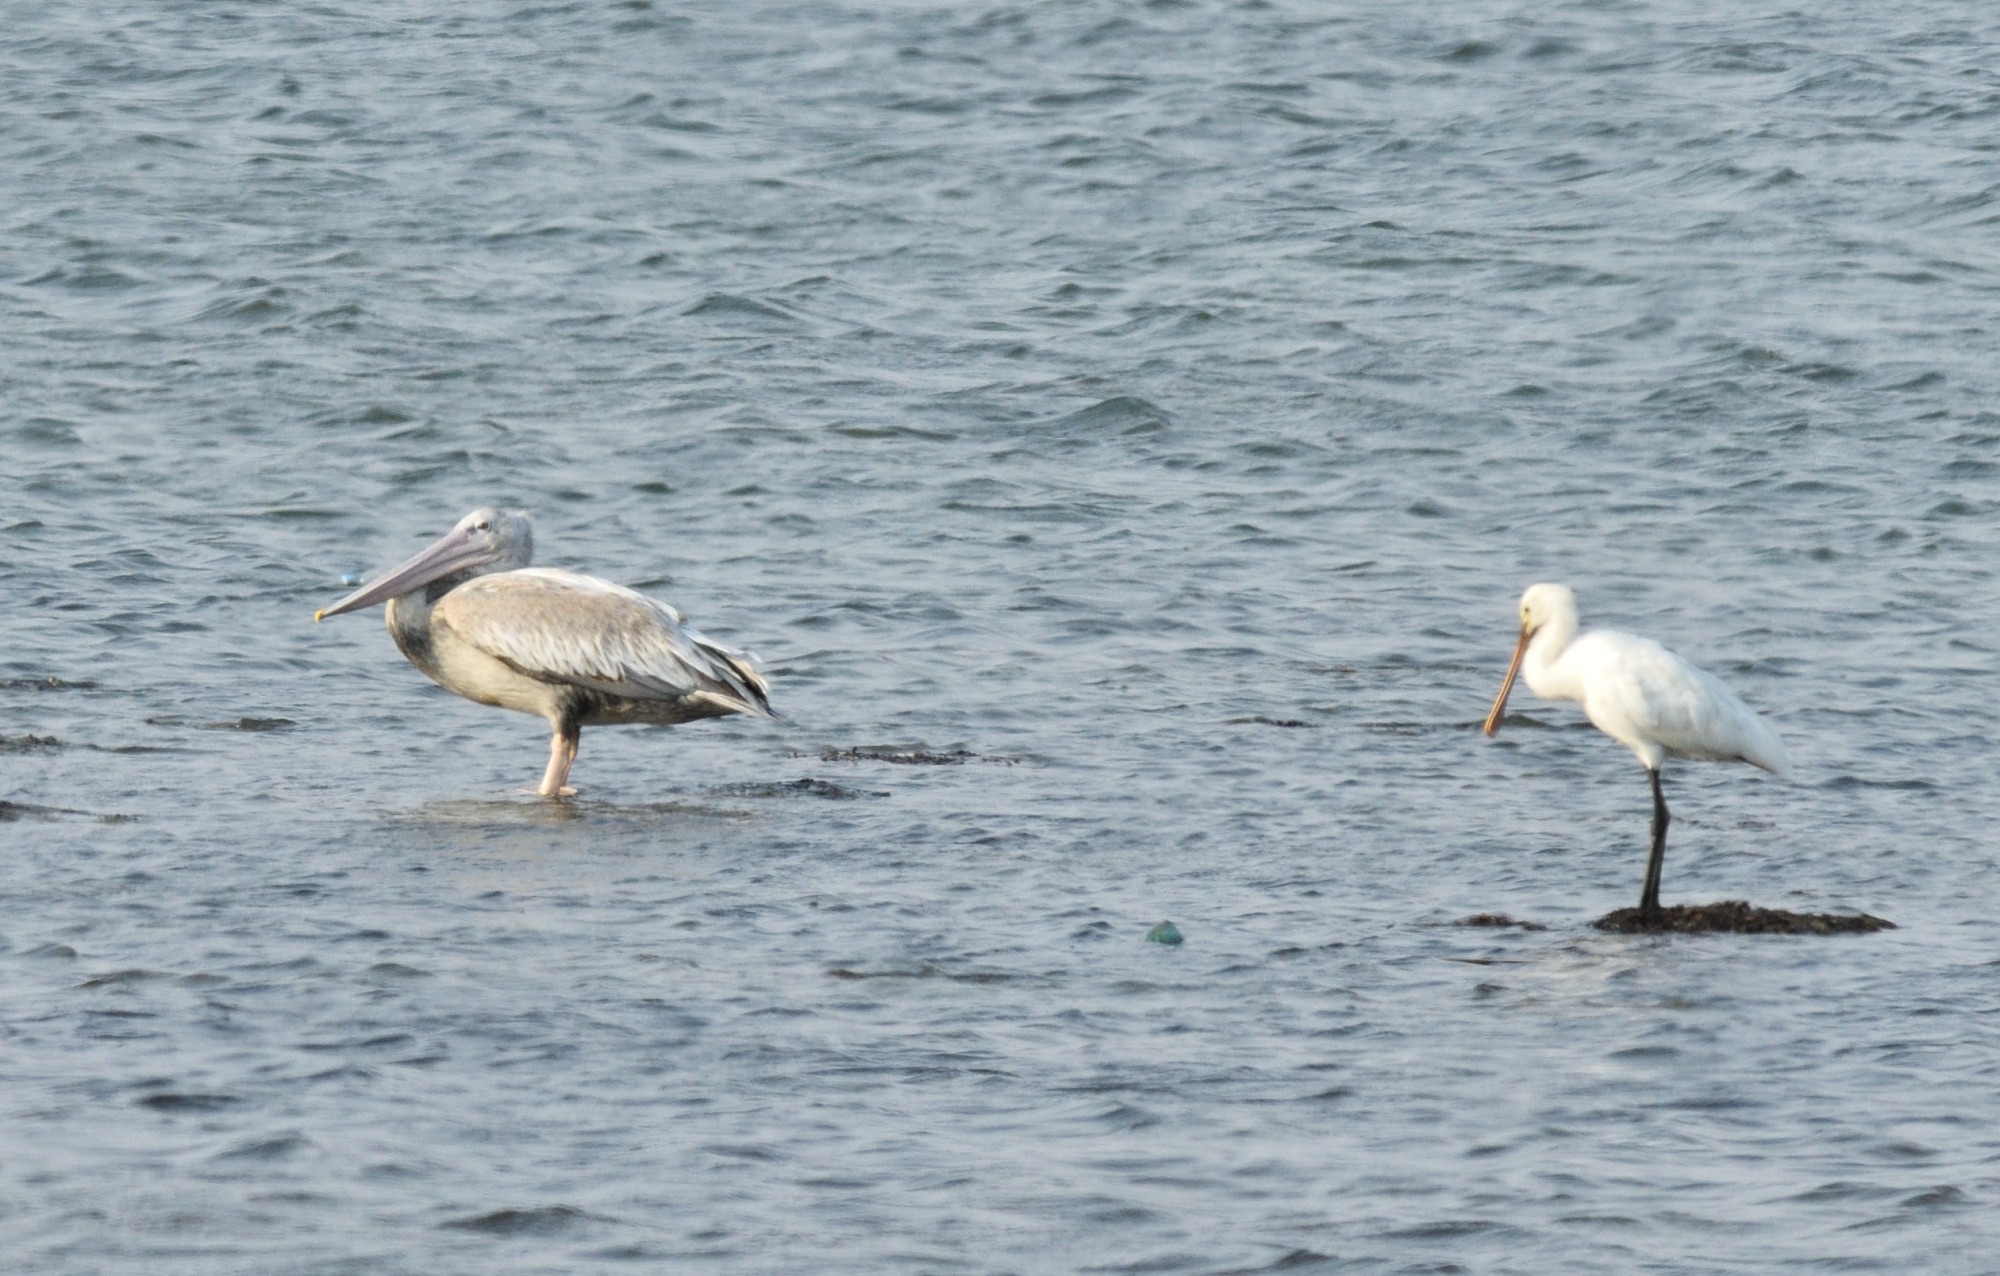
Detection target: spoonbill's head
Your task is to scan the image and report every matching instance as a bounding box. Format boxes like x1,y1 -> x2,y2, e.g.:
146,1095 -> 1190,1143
315,507 -> 534,621
1515,582 -> 1577,639
1483,582 -> 1578,737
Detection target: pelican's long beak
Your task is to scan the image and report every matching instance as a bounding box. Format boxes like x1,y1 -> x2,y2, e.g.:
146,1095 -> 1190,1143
1483,626 -> 1532,737
315,524 -> 493,621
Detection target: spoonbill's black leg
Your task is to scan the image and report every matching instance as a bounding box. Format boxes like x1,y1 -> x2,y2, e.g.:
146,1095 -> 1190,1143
1639,768 -> 1669,919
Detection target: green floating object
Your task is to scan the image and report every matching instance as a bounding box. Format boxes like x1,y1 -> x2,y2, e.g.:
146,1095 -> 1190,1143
1145,921 -> 1183,946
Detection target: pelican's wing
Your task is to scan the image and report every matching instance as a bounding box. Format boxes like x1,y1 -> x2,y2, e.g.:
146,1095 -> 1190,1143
1581,632 -> 1789,773
434,568 -> 772,716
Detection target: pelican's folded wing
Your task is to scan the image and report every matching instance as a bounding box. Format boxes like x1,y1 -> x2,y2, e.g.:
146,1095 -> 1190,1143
434,568 -> 772,716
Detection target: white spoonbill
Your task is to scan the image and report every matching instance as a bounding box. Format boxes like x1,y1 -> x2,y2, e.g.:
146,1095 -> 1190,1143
1482,583 -> 1790,919
316,507 -> 773,798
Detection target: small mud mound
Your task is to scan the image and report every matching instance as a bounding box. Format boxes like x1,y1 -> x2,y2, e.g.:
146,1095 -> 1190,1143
1594,900 -> 1895,935
1457,913 -> 1548,932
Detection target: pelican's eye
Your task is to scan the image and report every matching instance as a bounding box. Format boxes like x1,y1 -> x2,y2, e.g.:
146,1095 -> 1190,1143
474,519 -> 491,531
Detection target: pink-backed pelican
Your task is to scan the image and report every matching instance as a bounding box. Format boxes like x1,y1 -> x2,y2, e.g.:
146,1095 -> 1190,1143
316,507 -> 773,798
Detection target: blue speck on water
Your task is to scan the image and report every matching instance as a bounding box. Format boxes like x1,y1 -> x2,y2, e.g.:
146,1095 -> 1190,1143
339,572 -> 363,587
1145,921 -> 1183,946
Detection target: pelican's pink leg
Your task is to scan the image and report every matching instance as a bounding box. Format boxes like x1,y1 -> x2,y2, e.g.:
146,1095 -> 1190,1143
537,724 -> 580,798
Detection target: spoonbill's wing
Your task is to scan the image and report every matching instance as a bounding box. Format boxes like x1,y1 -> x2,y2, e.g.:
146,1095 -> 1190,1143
1579,632 -> 1789,773
434,568 -> 772,715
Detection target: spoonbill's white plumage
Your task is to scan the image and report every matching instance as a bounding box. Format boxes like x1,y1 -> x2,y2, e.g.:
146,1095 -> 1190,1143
316,507 -> 772,798
1483,583 -> 1789,918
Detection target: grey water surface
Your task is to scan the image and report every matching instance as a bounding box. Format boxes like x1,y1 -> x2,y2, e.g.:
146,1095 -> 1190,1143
4,1 -> 1999,1271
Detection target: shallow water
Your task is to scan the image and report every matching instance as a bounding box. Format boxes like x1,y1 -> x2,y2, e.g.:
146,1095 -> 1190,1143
5,1 -> 2000,1271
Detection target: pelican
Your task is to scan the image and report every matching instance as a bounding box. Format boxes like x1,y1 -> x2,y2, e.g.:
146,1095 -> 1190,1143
1483,583 -> 1790,919
316,507 -> 773,797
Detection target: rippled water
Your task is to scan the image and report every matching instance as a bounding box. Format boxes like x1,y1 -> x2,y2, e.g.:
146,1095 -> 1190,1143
5,2 -> 2000,1271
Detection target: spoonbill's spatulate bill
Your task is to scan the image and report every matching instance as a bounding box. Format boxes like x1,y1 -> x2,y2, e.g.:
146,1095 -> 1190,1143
316,508 -> 773,798
1482,583 -> 1789,919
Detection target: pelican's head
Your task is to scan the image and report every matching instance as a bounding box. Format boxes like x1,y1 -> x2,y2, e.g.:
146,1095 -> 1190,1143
1483,582 -> 1578,737
315,507 -> 534,621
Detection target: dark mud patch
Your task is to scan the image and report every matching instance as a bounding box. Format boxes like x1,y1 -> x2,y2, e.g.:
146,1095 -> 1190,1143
1594,900 -> 1895,935
145,715 -> 296,732
205,717 -> 297,732
812,744 -> 979,765
827,964 -> 1028,984
0,799 -> 127,823
1457,913 -> 1548,932
0,734 -> 65,752
711,777 -> 886,801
